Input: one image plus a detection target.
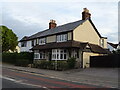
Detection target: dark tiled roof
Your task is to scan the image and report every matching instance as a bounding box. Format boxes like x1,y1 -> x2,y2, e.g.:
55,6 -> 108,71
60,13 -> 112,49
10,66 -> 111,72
88,43 -> 110,54
20,36 -> 29,41
31,41 -> 81,50
31,40 -> 108,54
20,20 -> 85,41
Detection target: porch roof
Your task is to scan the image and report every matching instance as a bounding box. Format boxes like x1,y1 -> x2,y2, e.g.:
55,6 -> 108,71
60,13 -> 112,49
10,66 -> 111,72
31,40 -> 109,54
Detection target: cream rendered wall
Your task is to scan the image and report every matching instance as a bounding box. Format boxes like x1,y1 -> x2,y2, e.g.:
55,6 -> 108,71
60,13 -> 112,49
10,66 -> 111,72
73,20 -> 100,45
46,35 -> 56,43
103,38 -> 107,48
83,52 -> 100,68
68,32 -> 72,40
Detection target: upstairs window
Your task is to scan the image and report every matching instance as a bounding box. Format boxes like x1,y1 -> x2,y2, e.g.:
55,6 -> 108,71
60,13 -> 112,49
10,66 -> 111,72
100,39 -> 104,47
31,39 -> 37,46
57,34 -> 67,42
21,41 -> 27,47
39,38 -> 46,45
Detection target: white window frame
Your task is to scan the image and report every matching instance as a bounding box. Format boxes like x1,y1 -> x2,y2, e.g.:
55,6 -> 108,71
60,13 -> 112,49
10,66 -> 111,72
100,39 -> 104,47
73,50 -> 78,58
57,34 -> 67,42
34,50 -> 40,59
39,51 -> 46,59
39,38 -> 46,45
34,53 -> 40,59
21,41 -> 27,47
52,49 -> 67,60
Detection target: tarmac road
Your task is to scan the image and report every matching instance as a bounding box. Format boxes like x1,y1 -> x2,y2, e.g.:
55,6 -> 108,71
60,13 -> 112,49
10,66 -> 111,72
2,67 -> 108,89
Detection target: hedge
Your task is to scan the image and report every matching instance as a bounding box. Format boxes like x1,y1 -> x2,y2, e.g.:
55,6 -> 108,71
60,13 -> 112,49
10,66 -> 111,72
2,52 -> 33,66
33,57 -> 76,71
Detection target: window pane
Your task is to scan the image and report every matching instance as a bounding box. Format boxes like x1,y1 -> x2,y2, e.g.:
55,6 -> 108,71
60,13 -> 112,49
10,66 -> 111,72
64,54 -> 66,59
64,50 -> 67,53
57,54 -> 59,59
60,54 -> 63,59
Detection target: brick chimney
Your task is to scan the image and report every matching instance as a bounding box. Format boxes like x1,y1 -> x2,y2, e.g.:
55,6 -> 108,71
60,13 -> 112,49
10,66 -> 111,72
49,20 -> 57,29
82,8 -> 91,20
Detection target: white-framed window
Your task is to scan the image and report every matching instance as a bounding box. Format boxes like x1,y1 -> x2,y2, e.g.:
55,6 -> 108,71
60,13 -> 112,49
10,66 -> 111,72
31,39 -> 37,46
21,41 -> 27,47
34,50 -> 39,59
52,49 -> 67,60
73,49 -> 79,58
57,34 -> 67,42
34,53 -> 40,59
40,51 -> 46,59
39,38 -> 46,45
34,50 -> 46,59
100,39 -> 104,47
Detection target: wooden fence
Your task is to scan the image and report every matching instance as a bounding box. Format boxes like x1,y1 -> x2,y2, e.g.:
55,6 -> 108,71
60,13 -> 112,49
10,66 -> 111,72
90,54 -> 120,67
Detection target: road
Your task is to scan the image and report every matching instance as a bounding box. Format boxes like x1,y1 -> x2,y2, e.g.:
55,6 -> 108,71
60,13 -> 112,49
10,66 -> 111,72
2,67 -> 109,89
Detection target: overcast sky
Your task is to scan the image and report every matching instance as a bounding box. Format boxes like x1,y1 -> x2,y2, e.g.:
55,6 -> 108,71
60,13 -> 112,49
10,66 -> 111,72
0,0 -> 119,43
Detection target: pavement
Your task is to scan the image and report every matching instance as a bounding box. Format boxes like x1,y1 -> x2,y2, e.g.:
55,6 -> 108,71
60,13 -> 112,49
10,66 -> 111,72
2,63 -> 119,89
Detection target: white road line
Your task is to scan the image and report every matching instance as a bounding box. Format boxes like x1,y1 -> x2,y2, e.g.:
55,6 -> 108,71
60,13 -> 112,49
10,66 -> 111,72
2,76 -> 48,89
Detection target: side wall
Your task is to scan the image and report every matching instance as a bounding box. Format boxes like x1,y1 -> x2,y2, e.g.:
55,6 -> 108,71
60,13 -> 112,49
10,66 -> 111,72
83,52 -> 100,68
73,20 -> 101,45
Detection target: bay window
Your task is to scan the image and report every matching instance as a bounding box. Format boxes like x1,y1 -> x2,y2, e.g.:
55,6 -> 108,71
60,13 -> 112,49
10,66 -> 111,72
39,51 -> 46,59
34,50 -> 46,59
34,50 -> 39,59
52,49 -> 67,60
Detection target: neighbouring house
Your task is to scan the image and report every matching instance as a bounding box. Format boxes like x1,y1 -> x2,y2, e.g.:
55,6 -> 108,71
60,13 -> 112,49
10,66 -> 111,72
8,46 -> 20,53
19,8 -> 109,68
107,42 -> 120,51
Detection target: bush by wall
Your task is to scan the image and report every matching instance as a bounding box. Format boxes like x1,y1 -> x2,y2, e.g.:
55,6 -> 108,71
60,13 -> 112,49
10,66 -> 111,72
33,57 -> 76,71
33,60 -> 68,71
67,57 -> 76,69
2,52 -> 33,66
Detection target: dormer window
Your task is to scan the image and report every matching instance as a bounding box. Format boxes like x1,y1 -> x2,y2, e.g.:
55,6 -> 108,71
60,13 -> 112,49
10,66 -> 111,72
39,38 -> 46,45
57,34 -> 67,42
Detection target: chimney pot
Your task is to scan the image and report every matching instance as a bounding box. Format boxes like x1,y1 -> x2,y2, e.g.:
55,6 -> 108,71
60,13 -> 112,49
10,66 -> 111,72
49,19 -> 57,29
82,8 -> 91,20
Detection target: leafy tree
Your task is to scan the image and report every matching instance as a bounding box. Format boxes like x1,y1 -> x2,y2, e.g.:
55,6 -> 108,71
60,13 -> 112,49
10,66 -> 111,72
0,25 -> 18,52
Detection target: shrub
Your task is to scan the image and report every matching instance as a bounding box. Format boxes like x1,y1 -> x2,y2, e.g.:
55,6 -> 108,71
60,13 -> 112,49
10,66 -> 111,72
67,57 -> 76,69
56,61 -> 68,71
15,59 -> 29,67
33,60 -> 68,71
2,52 -> 33,66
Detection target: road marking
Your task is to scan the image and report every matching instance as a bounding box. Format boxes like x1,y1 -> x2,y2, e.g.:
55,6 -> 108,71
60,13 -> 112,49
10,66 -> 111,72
2,76 -> 48,89
3,67 -> 116,88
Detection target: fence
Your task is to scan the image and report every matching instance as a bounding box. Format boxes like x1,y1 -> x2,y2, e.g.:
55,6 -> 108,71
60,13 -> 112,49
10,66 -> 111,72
90,54 -> 120,67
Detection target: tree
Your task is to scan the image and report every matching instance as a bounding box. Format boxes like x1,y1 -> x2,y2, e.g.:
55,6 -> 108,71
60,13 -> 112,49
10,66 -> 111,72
0,25 -> 18,52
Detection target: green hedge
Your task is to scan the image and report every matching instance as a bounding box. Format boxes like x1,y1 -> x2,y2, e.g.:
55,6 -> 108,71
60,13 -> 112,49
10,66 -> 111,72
33,60 -> 68,71
33,57 -> 76,71
2,52 -> 33,66
67,57 -> 76,69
